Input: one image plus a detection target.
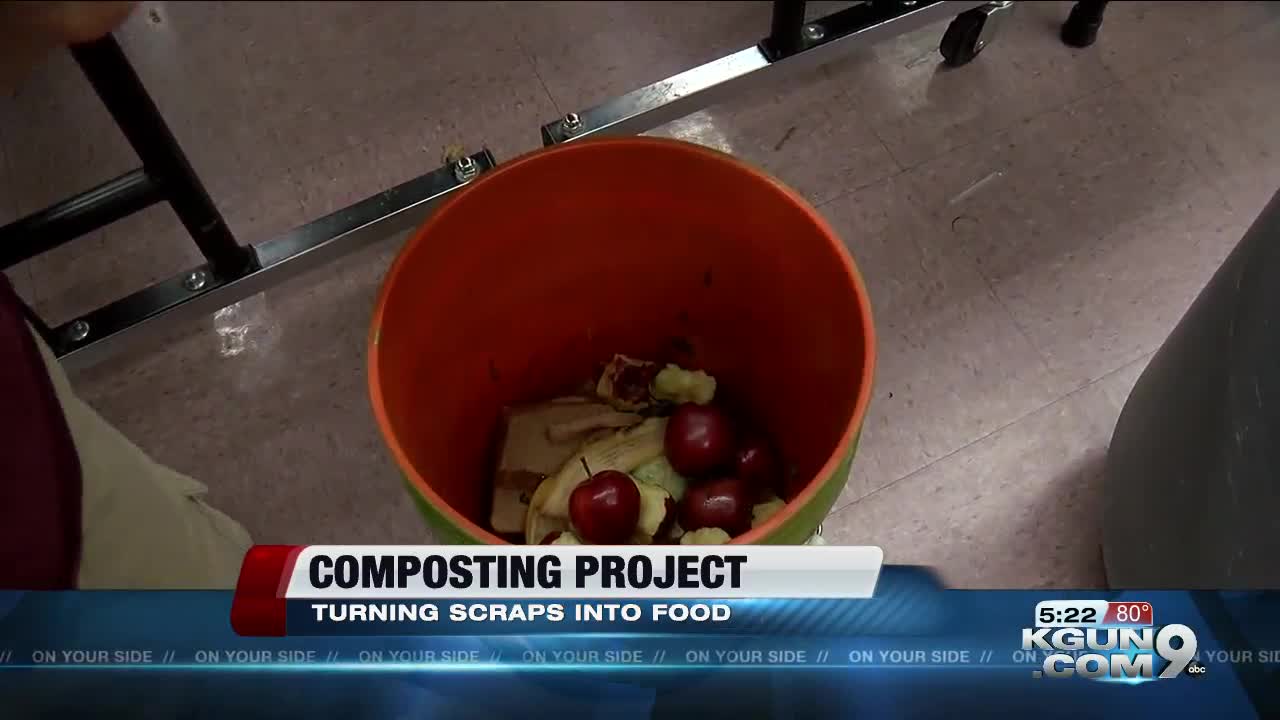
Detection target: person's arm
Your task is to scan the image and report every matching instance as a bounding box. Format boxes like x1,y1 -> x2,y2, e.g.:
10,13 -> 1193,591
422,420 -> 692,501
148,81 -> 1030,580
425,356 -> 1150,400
0,1 -> 135,86
0,1 -> 136,589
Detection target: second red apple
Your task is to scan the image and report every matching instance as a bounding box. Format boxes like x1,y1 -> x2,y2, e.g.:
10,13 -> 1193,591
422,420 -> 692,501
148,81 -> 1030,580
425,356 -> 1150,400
664,403 -> 734,477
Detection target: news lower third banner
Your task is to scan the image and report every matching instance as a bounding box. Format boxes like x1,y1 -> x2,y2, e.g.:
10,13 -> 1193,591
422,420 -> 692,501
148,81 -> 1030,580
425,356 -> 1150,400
0,546 -> 1277,718
230,545 -> 884,636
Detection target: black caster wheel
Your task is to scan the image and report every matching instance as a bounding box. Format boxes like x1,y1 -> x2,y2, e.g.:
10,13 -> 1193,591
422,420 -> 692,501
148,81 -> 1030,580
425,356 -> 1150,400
1061,3 -> 1105,48
939,8 -> 988,67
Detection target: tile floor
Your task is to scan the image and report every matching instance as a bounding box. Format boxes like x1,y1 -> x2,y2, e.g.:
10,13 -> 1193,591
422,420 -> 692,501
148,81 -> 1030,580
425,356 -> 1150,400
3,1 -> 1278,587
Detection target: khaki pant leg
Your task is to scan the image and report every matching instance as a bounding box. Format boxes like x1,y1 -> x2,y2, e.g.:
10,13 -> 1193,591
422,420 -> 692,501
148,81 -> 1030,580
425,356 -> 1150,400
31,327 -> 252,589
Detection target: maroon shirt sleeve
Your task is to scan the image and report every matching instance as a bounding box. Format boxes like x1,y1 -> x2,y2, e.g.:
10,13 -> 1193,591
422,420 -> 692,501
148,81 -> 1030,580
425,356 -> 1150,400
0,275 -> 81,589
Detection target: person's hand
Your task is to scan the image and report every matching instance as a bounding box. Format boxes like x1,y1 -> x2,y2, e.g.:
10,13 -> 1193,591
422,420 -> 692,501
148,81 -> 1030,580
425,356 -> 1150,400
0,1 -> 137,86
5,1 -> 136,44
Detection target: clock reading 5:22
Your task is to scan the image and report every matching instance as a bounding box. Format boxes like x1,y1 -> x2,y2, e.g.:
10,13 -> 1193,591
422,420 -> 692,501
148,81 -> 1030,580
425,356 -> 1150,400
1034,600 -> 1110,627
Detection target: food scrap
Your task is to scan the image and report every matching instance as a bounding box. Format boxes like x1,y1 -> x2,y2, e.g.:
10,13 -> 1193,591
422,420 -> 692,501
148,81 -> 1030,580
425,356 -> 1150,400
490,399 -> 642,535
595,354 -> 716,411
491,354 -> 790,545
680,528 -> 732,545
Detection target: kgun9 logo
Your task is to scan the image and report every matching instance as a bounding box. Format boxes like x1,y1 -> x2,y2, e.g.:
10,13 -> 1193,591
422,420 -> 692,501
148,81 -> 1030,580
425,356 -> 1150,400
1021,624 -> 1204,680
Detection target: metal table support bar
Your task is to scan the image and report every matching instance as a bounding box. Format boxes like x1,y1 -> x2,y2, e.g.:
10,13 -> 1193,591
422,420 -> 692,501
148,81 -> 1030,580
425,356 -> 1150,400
542,0 -> 986,145
53,151 -> 497,369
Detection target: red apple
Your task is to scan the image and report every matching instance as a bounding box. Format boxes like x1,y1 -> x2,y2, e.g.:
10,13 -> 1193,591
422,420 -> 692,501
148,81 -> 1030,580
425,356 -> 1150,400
664,403 -> 734,477
569,469 -> 641,544
679,476 -> 751,536
734,434 -> 781,495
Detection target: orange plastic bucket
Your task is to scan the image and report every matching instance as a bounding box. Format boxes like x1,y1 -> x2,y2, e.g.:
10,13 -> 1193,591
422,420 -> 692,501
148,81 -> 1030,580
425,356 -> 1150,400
369,137 -> 874,544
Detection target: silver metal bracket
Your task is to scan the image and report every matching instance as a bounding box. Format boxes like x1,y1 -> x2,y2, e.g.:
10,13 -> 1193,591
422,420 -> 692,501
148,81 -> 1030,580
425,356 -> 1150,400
55,151 -> 498,369
540,1 -> 987,146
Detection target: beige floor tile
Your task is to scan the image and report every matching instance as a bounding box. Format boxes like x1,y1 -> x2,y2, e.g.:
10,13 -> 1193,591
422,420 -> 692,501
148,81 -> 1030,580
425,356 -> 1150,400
1125,17 -> 1280,223
823,174 -> 1059,509
825,378 -> 1119,589
647,66 -> 901,206
835,2 -> 1118,168
1092,0 -> 1279,79
913,83 -> 1239,391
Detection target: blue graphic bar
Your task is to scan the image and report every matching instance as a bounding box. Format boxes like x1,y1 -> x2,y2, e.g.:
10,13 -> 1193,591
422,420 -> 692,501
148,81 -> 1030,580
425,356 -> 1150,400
0,568 -> 1276,718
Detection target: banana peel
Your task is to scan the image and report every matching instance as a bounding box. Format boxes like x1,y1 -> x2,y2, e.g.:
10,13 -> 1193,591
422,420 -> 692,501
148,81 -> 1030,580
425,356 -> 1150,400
524,417 -> 667,545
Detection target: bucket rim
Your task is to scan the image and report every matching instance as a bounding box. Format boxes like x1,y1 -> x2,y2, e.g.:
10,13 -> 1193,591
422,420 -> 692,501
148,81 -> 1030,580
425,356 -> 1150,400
367,136 -> 877,545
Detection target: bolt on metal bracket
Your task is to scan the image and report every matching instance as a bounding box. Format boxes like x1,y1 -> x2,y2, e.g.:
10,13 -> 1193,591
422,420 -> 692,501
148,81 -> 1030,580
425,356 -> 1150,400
453,156 -> 479,183
67,320 -> 90,343
182,270 -> 207,291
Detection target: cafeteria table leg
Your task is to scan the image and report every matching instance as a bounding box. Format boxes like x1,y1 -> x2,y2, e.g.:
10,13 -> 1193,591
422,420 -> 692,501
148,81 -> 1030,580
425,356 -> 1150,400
1061,0 -> 1108,49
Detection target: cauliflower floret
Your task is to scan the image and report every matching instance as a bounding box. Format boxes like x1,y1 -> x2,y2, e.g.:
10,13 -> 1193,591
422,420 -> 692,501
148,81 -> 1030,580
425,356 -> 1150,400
680,527 -> 732,545
651,365 -> 716,406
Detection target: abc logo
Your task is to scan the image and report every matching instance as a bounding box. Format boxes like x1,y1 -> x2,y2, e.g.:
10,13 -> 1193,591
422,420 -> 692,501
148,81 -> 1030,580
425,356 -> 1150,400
1186,661 -> 1207,678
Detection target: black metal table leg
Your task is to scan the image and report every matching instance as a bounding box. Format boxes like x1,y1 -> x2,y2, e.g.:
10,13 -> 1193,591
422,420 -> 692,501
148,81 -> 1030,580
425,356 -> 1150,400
69,34 -> 256,276
763,0 -> 808,61
1062,0 -> 1108,48
0,168 -> 163,269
